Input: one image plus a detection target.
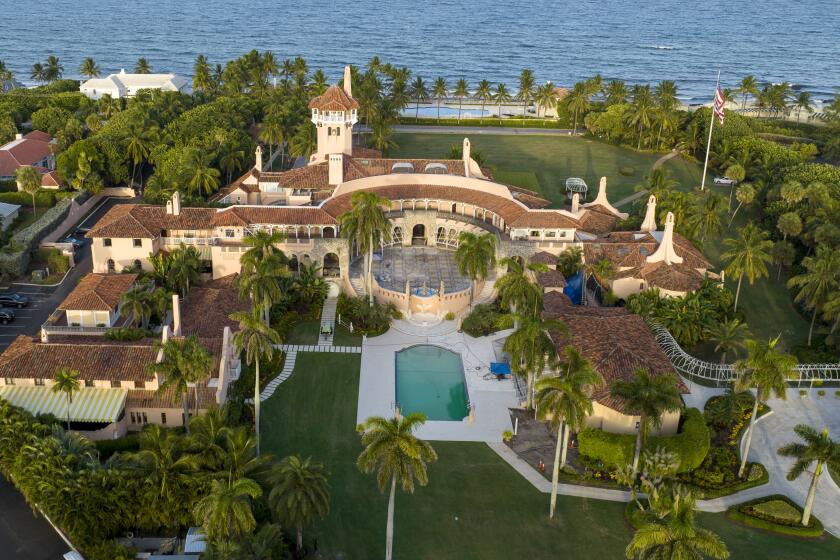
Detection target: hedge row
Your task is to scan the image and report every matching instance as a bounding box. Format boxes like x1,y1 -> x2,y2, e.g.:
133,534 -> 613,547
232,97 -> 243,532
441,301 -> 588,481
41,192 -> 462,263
727,495 -> 824,538
578,408 -> 710,472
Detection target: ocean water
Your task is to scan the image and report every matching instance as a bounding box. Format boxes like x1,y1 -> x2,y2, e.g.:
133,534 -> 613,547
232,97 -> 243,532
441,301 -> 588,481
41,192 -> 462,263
0,0 -> 837,102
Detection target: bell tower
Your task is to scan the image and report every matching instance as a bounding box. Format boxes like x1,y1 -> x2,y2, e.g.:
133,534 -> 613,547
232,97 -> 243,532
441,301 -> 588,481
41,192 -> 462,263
309,65 -> 359,163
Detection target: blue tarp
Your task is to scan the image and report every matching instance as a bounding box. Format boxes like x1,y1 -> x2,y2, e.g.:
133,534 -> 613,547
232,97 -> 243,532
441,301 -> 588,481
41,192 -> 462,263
490,362 -> 511,376
564,271 -> 584,305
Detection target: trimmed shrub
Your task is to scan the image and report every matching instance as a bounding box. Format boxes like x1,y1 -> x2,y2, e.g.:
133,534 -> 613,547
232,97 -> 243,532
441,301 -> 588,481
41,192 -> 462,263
728,495 -> 824,537
579,408 -> 709,472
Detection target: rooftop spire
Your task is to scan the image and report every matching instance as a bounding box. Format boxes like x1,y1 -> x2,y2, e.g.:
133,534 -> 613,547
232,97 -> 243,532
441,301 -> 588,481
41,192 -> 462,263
646,211 -> 683,265
640,195 -> 657,232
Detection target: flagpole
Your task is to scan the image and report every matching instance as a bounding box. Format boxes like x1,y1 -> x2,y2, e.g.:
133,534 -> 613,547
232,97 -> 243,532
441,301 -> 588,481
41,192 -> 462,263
700,69 -> 721,192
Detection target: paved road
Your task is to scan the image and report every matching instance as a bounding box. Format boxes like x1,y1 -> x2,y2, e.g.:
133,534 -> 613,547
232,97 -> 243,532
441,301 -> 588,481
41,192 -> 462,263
0,477 -> 71,560
362,124 -> 577,136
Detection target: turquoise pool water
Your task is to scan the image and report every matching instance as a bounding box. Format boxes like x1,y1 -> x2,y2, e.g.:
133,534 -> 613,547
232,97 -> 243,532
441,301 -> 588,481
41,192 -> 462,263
395,345 -> 469,421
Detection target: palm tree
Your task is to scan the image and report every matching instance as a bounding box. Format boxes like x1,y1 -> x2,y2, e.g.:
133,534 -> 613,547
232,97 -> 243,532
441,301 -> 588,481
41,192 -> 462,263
566,81 -> 591,133
134,58 -> 152,74
454,232 -> 496,307
787,247 -> 840,346
502,314 -> 567,410
734,336 -> 797,477
704,318 -> 750,363
535,347 -> 603,518
432,77 -> 447,120
493,83 -> 512,122
150,335 -> 213,432
626,490 -> 729,559
721,223 -> 773,311
517,69 -> 535,117
340,191 -> 391,304
737,75 -> 759,110
15,166 -> 41,215
184,148 -> 221,196
495,257 -> 545,318
357,414 -> 437,560
778,425 -> 840,526
194,478 -> 262,546
475,79 -> 493,119
121,288 -> 153,328
793,91 -> 813,122
409,76 -> 429,119
79,57 -> 100,79
267,455 -> 330,551
230,310 -> 281,456
453,78 -> 469,123
612,368 -> 682,475
51,367 -> 80,431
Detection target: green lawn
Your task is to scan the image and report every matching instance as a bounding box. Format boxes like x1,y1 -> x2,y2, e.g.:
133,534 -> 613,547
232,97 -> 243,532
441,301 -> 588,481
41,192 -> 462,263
261,353 -> 840,559
392,133 -> 701,205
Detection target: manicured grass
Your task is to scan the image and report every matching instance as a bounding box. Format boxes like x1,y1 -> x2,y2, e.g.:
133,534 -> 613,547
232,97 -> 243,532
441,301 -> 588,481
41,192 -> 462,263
261,353 -> 840,559
391,133 -> 700,205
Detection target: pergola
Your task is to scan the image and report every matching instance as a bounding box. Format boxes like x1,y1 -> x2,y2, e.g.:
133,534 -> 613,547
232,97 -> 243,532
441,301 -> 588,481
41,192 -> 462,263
565,177 -> 588,199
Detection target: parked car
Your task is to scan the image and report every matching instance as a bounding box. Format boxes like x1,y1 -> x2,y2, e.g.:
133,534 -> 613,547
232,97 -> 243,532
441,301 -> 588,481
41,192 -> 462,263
59,236 -> 85,249
0,309 -> 14,324
0,293 -> 30,308
713,176 -> 737,186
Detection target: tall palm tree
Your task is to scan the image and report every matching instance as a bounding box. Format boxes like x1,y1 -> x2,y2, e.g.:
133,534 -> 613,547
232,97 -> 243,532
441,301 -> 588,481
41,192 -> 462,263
432,77 -> 447,120
340,191 -> 391,304
778,424 -> 840,526
787,246 -> 840,346
737,75 -> 759,110
357,414 -> 437,560
734,336 -> 797,478
721,223 -> 773,311
409,76 -> 429,119
79,57 -> 100,79
566,81 -> 591,133
453,78 -> 469,123
475,79 -> 493,119
493,83 -> 512,122
704,318 -> 750,363
15,166 -> 41,215
134,58 -> 152,74
535,347 -> 603,518
502,314 -> 567,410
626,490 -> 729,559
121,288 -> 153,328
495,257 -> 545,318
194,478 -> 262,547
517,68 -> 535,117
51,367 -> 80,431
612,368 -> 682,475
454,232 -> 496,306
230,310 -> 281,456
267,455 -> 330,551
150,335 -> 213,432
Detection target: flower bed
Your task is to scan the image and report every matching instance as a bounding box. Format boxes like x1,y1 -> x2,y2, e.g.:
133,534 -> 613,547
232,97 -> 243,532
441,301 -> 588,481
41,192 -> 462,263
727,495 -> 824,538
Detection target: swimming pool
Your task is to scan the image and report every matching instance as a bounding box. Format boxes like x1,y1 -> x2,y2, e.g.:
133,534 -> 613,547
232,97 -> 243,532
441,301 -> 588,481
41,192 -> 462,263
395,345 -> 469,421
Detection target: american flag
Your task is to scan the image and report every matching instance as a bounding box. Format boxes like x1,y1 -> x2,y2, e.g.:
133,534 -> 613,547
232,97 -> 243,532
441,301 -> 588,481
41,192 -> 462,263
714,86 -> 725,125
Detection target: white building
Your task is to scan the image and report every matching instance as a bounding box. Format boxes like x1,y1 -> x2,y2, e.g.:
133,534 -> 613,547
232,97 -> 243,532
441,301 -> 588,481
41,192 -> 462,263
79,69 -> 189,99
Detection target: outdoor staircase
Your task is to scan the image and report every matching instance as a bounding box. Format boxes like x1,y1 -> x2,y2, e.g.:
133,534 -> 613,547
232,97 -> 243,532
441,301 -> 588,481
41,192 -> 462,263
320,297 -> 337,345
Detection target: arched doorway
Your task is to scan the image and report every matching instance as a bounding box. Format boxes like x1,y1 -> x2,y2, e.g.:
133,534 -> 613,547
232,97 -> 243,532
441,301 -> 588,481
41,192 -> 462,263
411,224 -> 426,246
323,253 -> 340,278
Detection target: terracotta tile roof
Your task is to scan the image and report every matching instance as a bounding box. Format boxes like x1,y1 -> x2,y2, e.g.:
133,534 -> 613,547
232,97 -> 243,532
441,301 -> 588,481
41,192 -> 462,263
0,336 -> 158,383
530,251 -> 559,265
87,205 -> 216,238
537,269 -> 567,288
58,273 -> 138,311
508,210 -> 580,229
308,85 -> 360,111
212,206 -> 337,227
614,260 -> 706,293
181,275 -> 249,338
542,292 -> 685,414
320,184 -> 529,224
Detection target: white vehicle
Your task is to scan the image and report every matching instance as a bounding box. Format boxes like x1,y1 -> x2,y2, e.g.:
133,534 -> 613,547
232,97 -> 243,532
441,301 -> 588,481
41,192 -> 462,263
713,176 -> 737,186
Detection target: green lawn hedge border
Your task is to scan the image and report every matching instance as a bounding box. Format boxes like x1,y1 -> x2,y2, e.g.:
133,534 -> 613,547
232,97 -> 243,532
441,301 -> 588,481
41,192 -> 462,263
727,495 -> 824,538
578,408 -> 710,472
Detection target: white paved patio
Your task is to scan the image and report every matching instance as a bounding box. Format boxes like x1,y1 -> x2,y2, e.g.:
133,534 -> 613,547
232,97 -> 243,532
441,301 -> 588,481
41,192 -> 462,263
357,321 -> 517,442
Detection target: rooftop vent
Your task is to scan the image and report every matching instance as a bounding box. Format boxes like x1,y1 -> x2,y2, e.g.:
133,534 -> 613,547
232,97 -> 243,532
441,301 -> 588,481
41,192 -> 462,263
391,162 -> 415,174
424,162 -> 448,174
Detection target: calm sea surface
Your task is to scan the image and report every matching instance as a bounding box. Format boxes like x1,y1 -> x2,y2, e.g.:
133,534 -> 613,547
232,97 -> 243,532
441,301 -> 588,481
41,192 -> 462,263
0,0 -> 838,102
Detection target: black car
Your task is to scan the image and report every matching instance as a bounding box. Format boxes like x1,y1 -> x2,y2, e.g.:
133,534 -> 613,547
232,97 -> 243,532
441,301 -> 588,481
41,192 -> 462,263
0,293 -> 30,308
0,310 -> 14,324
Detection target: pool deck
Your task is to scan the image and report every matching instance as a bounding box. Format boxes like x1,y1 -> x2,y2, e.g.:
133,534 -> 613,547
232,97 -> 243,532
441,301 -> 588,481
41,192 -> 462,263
357,321 -> 517,442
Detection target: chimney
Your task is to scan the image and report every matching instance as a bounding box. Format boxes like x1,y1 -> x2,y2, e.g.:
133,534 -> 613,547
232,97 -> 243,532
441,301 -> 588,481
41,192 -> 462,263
171,191 -> 181,216
571,192 -> 580,214
14,133 -> 22,140
462,138 -> 471,178
647,212 -> 683,265
172,293 -> 182,336
343,65 -> 352,97
329,153 -> 344,185
640,195 -> 657,232
255,145 -> 263,171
